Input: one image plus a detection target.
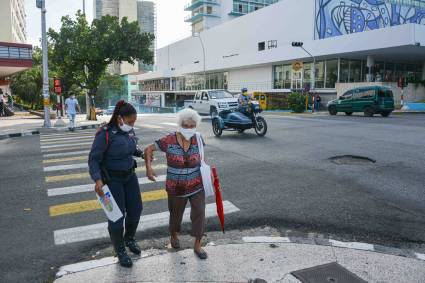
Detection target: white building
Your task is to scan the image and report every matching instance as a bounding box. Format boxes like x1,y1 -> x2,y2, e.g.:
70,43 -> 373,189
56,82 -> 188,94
137,1 -> 157,73
134,0 -> 425,109
0,0 -> 27,43
185,0 -> 280,34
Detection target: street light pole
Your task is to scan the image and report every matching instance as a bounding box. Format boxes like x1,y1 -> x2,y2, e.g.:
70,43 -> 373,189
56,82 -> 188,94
39,0 -> 51,127
82,0 -> 92,120
194,33 -> 206,89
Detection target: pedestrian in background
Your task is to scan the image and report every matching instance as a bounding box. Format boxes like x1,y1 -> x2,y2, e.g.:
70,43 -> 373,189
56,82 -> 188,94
65,94 -> 80,131
88,100 -> 144,268
144,108 -> 208,260
315,94 -> 321,111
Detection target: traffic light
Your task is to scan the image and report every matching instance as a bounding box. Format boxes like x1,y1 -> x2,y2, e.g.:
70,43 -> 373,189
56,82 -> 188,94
292,42 -> 304,47
54,78 -> 62,94
36,0 -> 44,9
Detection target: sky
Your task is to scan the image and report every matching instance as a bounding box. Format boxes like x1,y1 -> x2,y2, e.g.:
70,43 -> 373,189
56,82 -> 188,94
25,0 -> 191,48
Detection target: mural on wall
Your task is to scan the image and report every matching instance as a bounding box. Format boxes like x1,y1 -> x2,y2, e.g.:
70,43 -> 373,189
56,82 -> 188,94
315,0 -> 425,39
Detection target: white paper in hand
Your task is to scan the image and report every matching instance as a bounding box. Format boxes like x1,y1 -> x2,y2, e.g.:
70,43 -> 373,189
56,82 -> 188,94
96,185 -> 123,222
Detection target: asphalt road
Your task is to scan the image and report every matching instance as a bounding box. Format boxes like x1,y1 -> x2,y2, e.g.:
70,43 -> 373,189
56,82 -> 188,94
0,112 -> 424,282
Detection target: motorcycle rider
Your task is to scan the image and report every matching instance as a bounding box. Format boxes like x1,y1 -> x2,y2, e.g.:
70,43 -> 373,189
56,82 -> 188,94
238,88 -> 253,117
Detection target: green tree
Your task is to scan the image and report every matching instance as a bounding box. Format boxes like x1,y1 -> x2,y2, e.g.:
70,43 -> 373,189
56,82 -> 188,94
48,12 -> 154,104
95,73 -> 126,108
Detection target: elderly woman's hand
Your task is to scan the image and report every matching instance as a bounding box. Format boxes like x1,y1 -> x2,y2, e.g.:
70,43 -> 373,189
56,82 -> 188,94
146,168 -> 157,182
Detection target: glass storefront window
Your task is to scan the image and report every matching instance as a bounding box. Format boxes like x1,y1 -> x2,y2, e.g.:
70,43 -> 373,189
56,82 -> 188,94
303,63 -> 312,90
315,61 -> 325,88
384,63 -> 394,82
325,60 -> 338,88
274,65 -> 283,89
349,60 -> 362,82
340,59 -> 349,83
283,65 -> 292,89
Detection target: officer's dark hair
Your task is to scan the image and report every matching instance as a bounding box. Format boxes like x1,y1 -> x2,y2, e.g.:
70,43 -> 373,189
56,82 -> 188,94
108,100 -> 137,127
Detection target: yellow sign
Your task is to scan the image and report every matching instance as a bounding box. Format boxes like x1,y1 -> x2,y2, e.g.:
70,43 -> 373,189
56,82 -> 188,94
43,97 -> 50,106
292,61 -> 303,71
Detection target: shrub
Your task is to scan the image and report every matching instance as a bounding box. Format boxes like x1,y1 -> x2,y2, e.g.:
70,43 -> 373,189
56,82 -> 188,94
288,92 -> 306,113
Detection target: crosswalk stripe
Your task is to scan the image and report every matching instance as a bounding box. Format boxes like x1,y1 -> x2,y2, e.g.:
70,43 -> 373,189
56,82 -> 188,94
43,156 -> 87,164
49,189 -> 167,217
41,131 -> 96,138
41,137 -> 94,145
43,150 -> 90,158
44,163 -> 87,172
47,175 -> 167,196
41,141 -> 93,149
40,135 -> 94,143
45,164 -> 167,183
42,146 -> 91,153
161,122 -> 177,126
141,124 -> 164,129
54,201 -> 240,245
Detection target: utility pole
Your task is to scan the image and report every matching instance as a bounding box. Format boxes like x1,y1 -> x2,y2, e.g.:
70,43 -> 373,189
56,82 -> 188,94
82,0 -> 91,120
37,0 -> 51,127
194,33 -> 206,89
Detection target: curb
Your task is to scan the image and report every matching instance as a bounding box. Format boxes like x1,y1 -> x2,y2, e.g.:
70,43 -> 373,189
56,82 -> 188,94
0,130 -> 40,140
0,124 -> 100,140
55,235 -> 425,279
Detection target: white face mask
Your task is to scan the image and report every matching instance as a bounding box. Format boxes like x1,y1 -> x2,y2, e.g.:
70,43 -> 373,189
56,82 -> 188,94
119,123 -> 133,132
180,127 -> 196,141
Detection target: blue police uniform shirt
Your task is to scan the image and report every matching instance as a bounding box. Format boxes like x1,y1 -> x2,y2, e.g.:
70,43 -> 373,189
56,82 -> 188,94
88,126 -> 143,182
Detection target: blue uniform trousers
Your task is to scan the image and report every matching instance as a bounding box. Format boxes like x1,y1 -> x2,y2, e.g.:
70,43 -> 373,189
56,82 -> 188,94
108,172 -> 143,230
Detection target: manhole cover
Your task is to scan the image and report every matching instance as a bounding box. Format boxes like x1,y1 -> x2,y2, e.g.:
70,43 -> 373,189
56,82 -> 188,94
291,262 -> 367,283
329,155 -> 376,165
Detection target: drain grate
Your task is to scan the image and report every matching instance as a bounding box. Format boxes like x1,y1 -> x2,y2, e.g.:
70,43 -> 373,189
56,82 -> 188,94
291,262 -> 368,283
329,155 -> 376,165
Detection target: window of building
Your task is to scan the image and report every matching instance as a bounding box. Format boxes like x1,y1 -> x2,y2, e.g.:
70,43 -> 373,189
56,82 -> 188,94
207,6 -> 212,14
315,61 -> 325,88
339,59 -> 349,83
325,59 -> 338,88
349,60 -> 362,83
267,40 -> 278,49
238,4 -> 243,12
303,63 -> 312,90
258,42 -> 265,51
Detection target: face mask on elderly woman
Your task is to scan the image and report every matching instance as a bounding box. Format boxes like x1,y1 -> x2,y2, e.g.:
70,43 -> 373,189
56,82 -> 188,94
180,127 -> 196,141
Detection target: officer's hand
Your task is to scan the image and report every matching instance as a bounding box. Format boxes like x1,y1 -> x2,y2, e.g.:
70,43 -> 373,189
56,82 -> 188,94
95,180 -> 105,197
147,169 -> 157,182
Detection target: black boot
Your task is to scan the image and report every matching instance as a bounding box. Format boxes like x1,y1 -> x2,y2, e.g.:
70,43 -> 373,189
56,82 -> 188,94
108,228 -> 133,268
124,222 -> 141,255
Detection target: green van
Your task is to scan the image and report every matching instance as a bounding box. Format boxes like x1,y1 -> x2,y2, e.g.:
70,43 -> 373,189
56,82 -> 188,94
327,86 -> 395,117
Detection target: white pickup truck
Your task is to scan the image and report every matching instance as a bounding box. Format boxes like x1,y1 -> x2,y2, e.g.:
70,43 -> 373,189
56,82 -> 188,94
186,90 -> 239,116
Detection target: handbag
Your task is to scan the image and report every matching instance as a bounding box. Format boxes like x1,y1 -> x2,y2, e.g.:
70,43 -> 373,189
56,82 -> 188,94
196,133 -> 215,197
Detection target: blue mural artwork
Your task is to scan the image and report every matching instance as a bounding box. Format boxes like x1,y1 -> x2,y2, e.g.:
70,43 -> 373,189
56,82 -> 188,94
315,0 -> 425,39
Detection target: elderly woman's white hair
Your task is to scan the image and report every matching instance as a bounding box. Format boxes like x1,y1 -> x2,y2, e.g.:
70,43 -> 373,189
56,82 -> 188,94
177,108 -> 202,127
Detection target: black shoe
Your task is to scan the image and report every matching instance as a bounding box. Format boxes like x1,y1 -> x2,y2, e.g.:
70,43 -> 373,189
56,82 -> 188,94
194,249 -> 208,260
124,222 -> 141,255
109,228 -> 133,268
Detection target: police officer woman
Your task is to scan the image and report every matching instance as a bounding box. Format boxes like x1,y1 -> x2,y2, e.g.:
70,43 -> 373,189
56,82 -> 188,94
88,100 -> 143,268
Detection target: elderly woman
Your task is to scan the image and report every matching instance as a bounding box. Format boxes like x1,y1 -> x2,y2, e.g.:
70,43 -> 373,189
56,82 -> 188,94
144,108 -> 207,259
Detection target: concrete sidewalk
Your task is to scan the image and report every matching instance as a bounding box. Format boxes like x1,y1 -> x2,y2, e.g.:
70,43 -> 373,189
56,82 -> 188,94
0,113 -> 102,138
54,237 -> 425,283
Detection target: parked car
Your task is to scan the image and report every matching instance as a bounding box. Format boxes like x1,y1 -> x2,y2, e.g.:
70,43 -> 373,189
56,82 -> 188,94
105,106 -> 115,115
327,86 -> 395,117
185,90 -> 239,116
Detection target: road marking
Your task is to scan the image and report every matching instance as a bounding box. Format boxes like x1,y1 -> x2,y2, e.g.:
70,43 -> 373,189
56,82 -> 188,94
43,156 -> 87,164
329,239 -> 375,251
49,189 -> 167,217
40,131 -> 96,138
43,150 -> 90,158
41,141 -> 93,149
44,163 -> 88,172
415,253 -> 425,261
41,146 -> 92,153
40,135 -> 94,143
242,236 -> 291,243
41,137 -> 94,145
54,201 -> 240,245
47,175 -> 167,196
160,122 -> 177,126
45,164 -> 167,183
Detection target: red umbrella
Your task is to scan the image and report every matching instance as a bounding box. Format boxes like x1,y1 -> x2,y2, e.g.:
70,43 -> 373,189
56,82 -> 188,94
211,167 -> 225,233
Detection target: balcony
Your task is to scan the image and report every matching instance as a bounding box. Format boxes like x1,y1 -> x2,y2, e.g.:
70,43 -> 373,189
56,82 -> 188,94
184,0 -> 220,11
0,42 -> 33,77
185,11 -> 220,22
